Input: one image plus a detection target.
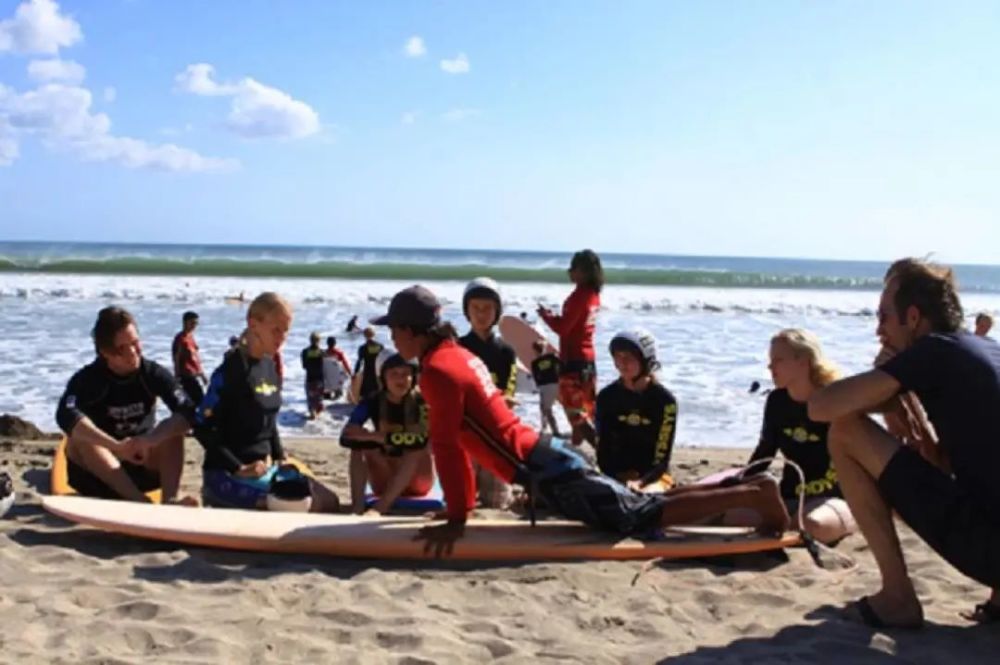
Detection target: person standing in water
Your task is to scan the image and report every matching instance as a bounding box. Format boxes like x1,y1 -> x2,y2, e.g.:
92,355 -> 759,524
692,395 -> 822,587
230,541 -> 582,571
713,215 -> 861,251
537,249 -> 603,445
354,327 -> 385,400
172,311 -> 207,406
301,332 -> 326,419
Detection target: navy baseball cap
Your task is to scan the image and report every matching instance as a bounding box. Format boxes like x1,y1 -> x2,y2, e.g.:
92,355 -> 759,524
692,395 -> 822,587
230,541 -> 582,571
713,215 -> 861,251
370,285 -> 442,328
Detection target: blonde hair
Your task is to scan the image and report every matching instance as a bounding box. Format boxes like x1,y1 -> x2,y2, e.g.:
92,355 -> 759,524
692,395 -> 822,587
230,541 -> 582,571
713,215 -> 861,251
247,292 -> 292,321
771,328 -> 840,387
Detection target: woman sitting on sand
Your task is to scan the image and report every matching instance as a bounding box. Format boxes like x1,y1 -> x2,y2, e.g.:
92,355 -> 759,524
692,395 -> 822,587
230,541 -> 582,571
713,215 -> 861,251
193,292 -> 339,512
735,328 -> 857,544
594,329 -> 678,493
341,353 -> 435,515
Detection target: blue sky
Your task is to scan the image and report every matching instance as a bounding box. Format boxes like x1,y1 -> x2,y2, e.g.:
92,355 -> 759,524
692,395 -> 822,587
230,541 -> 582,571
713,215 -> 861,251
1,0 -> 999,263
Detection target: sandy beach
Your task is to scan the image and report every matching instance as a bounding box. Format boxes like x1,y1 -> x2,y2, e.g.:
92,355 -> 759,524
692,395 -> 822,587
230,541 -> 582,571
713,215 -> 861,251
1,434 -> 998,664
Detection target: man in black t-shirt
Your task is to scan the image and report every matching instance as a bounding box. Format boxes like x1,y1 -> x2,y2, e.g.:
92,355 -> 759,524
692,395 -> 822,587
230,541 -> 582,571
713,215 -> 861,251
56,307 -> 195,503
810,259 -> 1000,628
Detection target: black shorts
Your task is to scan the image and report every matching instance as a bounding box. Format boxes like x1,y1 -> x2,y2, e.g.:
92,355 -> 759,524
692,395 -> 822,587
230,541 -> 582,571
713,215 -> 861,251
879,446 -> 1000,587
180,375 -> 204,407
67,458 -> 161,500
525,438 -> 667,536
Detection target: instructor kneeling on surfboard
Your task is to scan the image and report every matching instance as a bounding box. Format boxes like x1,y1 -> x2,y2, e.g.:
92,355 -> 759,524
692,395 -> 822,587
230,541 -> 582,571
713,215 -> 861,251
372,285 -> 792,557
56,306 -> 195,504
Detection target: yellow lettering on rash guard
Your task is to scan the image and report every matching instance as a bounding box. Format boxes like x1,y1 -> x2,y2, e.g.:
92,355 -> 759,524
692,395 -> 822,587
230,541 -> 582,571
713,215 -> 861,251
654,403 -> 678,465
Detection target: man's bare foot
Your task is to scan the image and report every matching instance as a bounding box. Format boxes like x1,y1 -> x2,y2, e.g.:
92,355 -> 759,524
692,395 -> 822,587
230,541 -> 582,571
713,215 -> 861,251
851,590 -> 924,629
165,495 -> 200,507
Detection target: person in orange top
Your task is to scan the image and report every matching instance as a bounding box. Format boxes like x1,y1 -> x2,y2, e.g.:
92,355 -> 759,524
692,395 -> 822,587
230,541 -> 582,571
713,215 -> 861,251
537,249 -> 603,445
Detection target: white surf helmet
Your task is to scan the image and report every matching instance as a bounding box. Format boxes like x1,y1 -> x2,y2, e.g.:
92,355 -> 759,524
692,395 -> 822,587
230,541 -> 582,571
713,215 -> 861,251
609,329 -> 660,374
462,277 -> 503,326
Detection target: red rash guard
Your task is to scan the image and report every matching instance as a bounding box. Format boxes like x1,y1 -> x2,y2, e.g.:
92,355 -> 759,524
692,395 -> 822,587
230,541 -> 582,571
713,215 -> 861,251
326,347 -> 352,375
419,339 -> 540,521
540,286 -> 600,363
172,332 -> 203,377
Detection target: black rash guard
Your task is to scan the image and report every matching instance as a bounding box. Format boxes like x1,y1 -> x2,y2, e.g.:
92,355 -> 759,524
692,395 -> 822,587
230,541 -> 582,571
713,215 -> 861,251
458,331 -> 518,397
355,340 -> 385,398
56,357 -> 193,439
748,388 -> 840,499
194,349 -> 285,473
595,379 -> 678,483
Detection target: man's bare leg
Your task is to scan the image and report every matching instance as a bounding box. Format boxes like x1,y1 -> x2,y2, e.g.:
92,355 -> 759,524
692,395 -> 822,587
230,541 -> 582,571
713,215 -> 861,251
65,435 -> 147,502
660,477 -> 790,534
827,413 -> 923,626
148,435 -> 195,505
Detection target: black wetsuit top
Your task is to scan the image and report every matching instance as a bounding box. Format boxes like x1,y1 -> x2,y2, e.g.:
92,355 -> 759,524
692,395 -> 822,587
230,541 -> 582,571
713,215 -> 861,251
458,331 -> 518,396
341,391 -> 429,455
300,345 -> 325,382
530,353 -> 561,387
595,379 -> 678,482
355,340 -> 385,397
56,357 -> 192,439
749,388 -> 840,499
194,349 -> 285,473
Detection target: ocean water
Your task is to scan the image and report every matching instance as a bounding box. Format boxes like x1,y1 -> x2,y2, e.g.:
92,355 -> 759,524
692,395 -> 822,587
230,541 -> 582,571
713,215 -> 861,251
2,242 -> 999,447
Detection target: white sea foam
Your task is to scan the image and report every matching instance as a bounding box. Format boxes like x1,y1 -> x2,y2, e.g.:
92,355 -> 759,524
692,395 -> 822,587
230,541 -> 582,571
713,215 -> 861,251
2,273 -> 999,447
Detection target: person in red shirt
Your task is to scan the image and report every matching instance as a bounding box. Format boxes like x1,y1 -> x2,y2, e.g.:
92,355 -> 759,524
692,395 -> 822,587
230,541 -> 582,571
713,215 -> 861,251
538,249 -> 603,445
372,285 -> 791,556
173,311 -> 208,405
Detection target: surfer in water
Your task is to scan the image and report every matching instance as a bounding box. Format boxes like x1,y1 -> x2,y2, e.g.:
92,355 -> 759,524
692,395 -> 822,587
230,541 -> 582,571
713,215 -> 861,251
56,306 -> 195,504
300,331 -> 326,419
594,329 -> 678,493
371,285 -> 790,557
341,353 -> 435,514
354,328 -> 385,401
734,329 -> 856,545
194,292 -> 339,512
537,249 -> 603,446
346,315 -> 361,334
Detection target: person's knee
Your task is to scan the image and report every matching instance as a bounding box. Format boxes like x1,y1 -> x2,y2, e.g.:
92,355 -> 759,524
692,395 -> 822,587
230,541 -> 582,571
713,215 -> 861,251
802,513 -> 847,544
828,414 -> 865,456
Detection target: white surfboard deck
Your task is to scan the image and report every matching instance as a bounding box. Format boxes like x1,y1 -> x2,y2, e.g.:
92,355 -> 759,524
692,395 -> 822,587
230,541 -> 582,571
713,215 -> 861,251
499,316 -> 559,370
42,495 -> 800,561
323,356 -> 347,392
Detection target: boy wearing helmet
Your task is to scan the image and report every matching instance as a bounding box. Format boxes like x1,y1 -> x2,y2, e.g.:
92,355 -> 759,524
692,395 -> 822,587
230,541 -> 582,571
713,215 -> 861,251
301,331 -> 326,419
595,330 -> 678,492
373,285 -> 790,556
459,277 -> 519,509
341,352 -> 435,514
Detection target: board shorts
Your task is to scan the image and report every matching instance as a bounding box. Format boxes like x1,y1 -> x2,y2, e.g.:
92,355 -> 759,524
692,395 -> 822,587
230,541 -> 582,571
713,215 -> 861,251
305,378 -> 325,412
878,446 -> 1000,587
521,436 -> 667,536
557,362 -> 596,428
67,458 -> 161,499
202,464 -> 281,509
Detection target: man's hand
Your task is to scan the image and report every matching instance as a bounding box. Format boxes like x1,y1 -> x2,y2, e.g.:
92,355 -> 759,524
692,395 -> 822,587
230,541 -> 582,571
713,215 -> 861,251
119,437 -> 151,465
413,520 -> 466,558
235,459 -> 270,478
536,305 -> 552,318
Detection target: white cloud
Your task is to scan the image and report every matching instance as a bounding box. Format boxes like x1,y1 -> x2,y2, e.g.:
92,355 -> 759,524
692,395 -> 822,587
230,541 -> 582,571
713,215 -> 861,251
0,83 -> 237,172
442,107 -> 480,122
0,0 -> 82,55
175,63 -> 320,140
102,86 -> 116,103
440,53 -> 470,74
27,57 -> 85,84
0,120 -> 18,166
403,36 -> 426,58
401,111 -> 417,125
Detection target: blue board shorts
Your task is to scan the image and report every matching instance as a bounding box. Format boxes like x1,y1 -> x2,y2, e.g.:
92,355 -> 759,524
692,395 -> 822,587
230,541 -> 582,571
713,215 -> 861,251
521,437 -> 668,536
202,465 -> 281,509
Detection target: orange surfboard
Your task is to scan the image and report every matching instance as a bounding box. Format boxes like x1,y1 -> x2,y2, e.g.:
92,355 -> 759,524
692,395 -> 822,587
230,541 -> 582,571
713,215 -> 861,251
42,495 -> 801,562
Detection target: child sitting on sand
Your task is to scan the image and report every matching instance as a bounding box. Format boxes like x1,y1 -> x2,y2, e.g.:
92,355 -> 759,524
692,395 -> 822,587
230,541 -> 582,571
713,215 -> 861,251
594,329 -> 678,493
341,353 -> 435,515
738,329 -> 856,545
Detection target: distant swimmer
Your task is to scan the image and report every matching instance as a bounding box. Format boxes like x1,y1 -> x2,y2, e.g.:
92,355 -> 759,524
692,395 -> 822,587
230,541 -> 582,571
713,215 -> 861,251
975,312 -> 994,338
224,291 -> 247,305
56,306 -> 196,504
346,315 -> 360,334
